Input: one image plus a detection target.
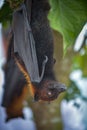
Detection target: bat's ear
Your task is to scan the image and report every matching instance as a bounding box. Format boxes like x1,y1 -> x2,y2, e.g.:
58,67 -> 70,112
33,93 -> 40,102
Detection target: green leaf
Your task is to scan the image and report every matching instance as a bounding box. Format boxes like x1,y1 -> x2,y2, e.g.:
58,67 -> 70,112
0,1 -> 12,26
48,0 -> 87,51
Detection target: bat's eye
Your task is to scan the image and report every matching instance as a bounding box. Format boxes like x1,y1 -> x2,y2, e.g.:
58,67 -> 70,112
47,87 -> 56,98
47,91 -> 52,97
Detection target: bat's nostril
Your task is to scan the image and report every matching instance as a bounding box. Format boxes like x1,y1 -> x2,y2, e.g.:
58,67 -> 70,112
58,84 -> 67,93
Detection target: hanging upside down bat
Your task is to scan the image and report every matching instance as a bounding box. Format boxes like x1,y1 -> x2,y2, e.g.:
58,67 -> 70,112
11,0 -> 66,101
2,0 -> 66,121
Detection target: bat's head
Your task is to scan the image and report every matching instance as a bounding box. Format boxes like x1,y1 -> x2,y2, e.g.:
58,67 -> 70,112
33,80 -> 67,102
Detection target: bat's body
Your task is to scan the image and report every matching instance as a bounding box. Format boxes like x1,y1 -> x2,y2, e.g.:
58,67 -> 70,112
2,0 -> 66,121
13,0 -> 66,101
27,0 -> 66,101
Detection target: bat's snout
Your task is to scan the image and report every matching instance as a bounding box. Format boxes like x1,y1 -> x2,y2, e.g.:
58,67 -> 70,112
49,82 -> 67,93
57,83 -> 67,93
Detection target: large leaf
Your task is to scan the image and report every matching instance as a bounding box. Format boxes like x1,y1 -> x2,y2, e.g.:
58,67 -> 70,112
1,0 -> 87,51
48,0 -> 87,51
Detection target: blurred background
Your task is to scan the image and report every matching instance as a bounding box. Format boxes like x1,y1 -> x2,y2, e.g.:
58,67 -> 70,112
0,0 -> 87,130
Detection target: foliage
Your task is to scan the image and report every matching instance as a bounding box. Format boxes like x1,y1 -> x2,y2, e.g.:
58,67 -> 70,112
0,0 -> 87,51
48,0 -> 87,51
0,1 -> 12,26
72,46 -> 87,76
65,80 -> 81,101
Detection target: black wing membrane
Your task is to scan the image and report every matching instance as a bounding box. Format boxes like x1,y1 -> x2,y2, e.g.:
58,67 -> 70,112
12,4 -> 48,83
2,58 -> 26,107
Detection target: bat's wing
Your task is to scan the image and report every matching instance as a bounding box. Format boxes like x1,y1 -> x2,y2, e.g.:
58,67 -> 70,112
2,58 -> 27,107
12,4 -> 48,83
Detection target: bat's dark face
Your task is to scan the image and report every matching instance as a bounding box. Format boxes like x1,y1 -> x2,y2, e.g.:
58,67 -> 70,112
33,80 -> 66,102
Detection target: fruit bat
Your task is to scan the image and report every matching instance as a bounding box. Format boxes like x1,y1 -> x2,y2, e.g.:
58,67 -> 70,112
1,0 -> 66,121
2,0 -> 66,120
10,2 -> 66,102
